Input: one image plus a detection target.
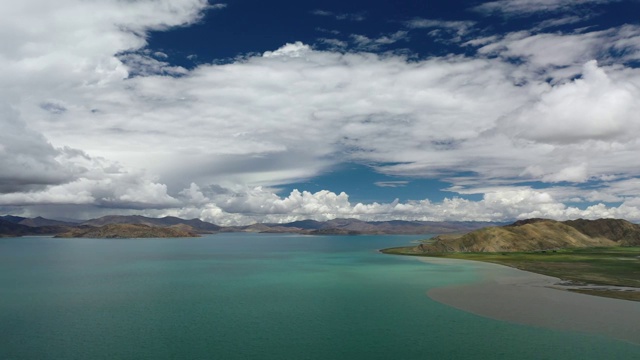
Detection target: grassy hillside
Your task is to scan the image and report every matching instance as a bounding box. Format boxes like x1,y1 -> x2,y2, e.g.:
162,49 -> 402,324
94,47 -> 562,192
417,218 -> 639,253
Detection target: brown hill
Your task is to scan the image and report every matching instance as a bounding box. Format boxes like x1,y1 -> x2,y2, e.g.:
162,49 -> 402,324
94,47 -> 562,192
563,218 -> 640,246
55,223 -> 200,238
414,218 -> 640,253
81,215 -> 220,233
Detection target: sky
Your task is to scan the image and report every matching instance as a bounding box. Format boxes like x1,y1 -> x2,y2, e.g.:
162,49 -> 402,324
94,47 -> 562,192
2,0 -> 640,225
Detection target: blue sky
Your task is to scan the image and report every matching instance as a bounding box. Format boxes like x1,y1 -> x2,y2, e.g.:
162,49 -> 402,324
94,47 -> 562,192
2,0 -> 640,224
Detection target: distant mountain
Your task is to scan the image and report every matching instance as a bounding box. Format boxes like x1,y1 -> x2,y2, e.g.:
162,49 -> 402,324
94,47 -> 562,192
0,215 -> 27,224
18,216 -> 77,227
262,218 -> 499,234
276,219 -> 325,230
0,218 -> 69,237
55,223 -> 200,238
82,215 -> 221,233
0,219 -> 33,237
413,218 -> 640,253
1,214 -> 500,237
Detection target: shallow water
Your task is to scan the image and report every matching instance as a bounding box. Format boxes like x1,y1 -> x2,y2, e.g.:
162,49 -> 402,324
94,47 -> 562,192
1,234 -> 639,359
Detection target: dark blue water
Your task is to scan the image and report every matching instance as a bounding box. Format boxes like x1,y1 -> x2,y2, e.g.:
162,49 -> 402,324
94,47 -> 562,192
1,234 -> 638,359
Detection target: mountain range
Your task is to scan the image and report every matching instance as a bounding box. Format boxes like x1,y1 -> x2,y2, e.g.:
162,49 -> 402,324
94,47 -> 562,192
0,215 -> 499,238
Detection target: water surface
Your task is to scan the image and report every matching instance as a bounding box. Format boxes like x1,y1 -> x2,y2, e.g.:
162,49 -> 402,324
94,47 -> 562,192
1,234 -> 638,359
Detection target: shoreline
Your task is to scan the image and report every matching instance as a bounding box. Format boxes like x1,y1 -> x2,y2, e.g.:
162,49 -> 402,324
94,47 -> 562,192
420,257 -> 640,345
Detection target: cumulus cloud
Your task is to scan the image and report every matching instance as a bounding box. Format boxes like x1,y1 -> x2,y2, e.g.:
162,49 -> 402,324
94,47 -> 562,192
0,104 -> 75,192
501,61 -> 640,144
160,186 -> 640,226
0,147 -> 180,209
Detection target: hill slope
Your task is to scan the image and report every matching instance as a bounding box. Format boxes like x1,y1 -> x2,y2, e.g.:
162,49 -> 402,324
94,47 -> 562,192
414,218 -> 640,253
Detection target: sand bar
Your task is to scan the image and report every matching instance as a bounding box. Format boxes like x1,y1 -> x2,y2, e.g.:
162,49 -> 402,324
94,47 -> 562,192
423,257 -> 640,345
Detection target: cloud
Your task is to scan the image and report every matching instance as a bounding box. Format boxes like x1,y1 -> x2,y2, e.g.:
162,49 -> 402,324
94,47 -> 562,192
160,186 -> 640,226
118,52 -> 188,76
350,31 -> 409,50
7,34 -> 640,213
473,0 -> 622,16
210,3 -> 227,10
0,141 -> 180,209
406,18 -> 476,39
0,104 -> 76,193
533,15 -> 589,30
317,38 -> 349,50
3,0 -> 640,223
311,9 -> 365,21
501,61 -> 640,145
374,181 -> 409,188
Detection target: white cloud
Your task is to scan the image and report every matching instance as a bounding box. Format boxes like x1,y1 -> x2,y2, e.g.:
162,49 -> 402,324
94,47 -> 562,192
0,104 -> 75,192
350,31 -> 409,50
533,15 -> 588,30
0,151 -> 180,209
311,9 -> 366,21
374,181 -> 409,188
473,0 -> 622,16
406,18 -> 476,40
317,38 -> 349,49
3,0 -> 640,223
475,26 -> 640,77
210,3 -> 228,10
501,61 -> 640,145
160,186 -> 640,225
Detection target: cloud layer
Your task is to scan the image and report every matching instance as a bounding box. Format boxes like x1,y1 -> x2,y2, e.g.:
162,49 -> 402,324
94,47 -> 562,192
2,0 -> 640,224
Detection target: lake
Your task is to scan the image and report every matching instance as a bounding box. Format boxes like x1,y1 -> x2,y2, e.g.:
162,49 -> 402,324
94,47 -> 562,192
1,234 -> 638,359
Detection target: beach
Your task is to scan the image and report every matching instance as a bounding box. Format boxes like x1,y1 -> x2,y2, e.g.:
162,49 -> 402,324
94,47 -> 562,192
424,257 -> 640,345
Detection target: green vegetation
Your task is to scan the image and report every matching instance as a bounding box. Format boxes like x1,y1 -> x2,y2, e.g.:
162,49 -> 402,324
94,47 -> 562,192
568,289 -> 640,302
382,246 -> 640,301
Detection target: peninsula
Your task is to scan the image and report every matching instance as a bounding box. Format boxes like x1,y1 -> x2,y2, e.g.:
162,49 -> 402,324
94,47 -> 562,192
382,218 -> 640,301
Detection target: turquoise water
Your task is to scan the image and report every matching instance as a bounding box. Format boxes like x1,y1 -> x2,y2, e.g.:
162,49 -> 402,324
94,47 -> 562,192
1,234 -> 638,359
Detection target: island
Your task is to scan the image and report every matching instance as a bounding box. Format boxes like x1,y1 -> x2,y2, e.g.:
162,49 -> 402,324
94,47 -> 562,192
54,223 -> 200,238
382,218 -> 640,301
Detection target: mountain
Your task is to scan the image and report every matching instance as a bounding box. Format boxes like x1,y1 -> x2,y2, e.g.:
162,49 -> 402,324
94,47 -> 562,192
0,218 -> 70,237
1,214 -> 499,237
82,215 -> 221,233
414,218 -> 640,253
262,218 -> 499,234
276,219 -> 325,230
55,223 -> 200,238
0,219 -> 33,237
563,218 -> 640,246
18,216 -> 77,227
0,215 -> 27,224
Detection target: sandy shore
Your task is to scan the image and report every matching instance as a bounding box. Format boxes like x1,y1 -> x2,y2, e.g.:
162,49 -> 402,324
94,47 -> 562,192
423,257 -> 640,345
